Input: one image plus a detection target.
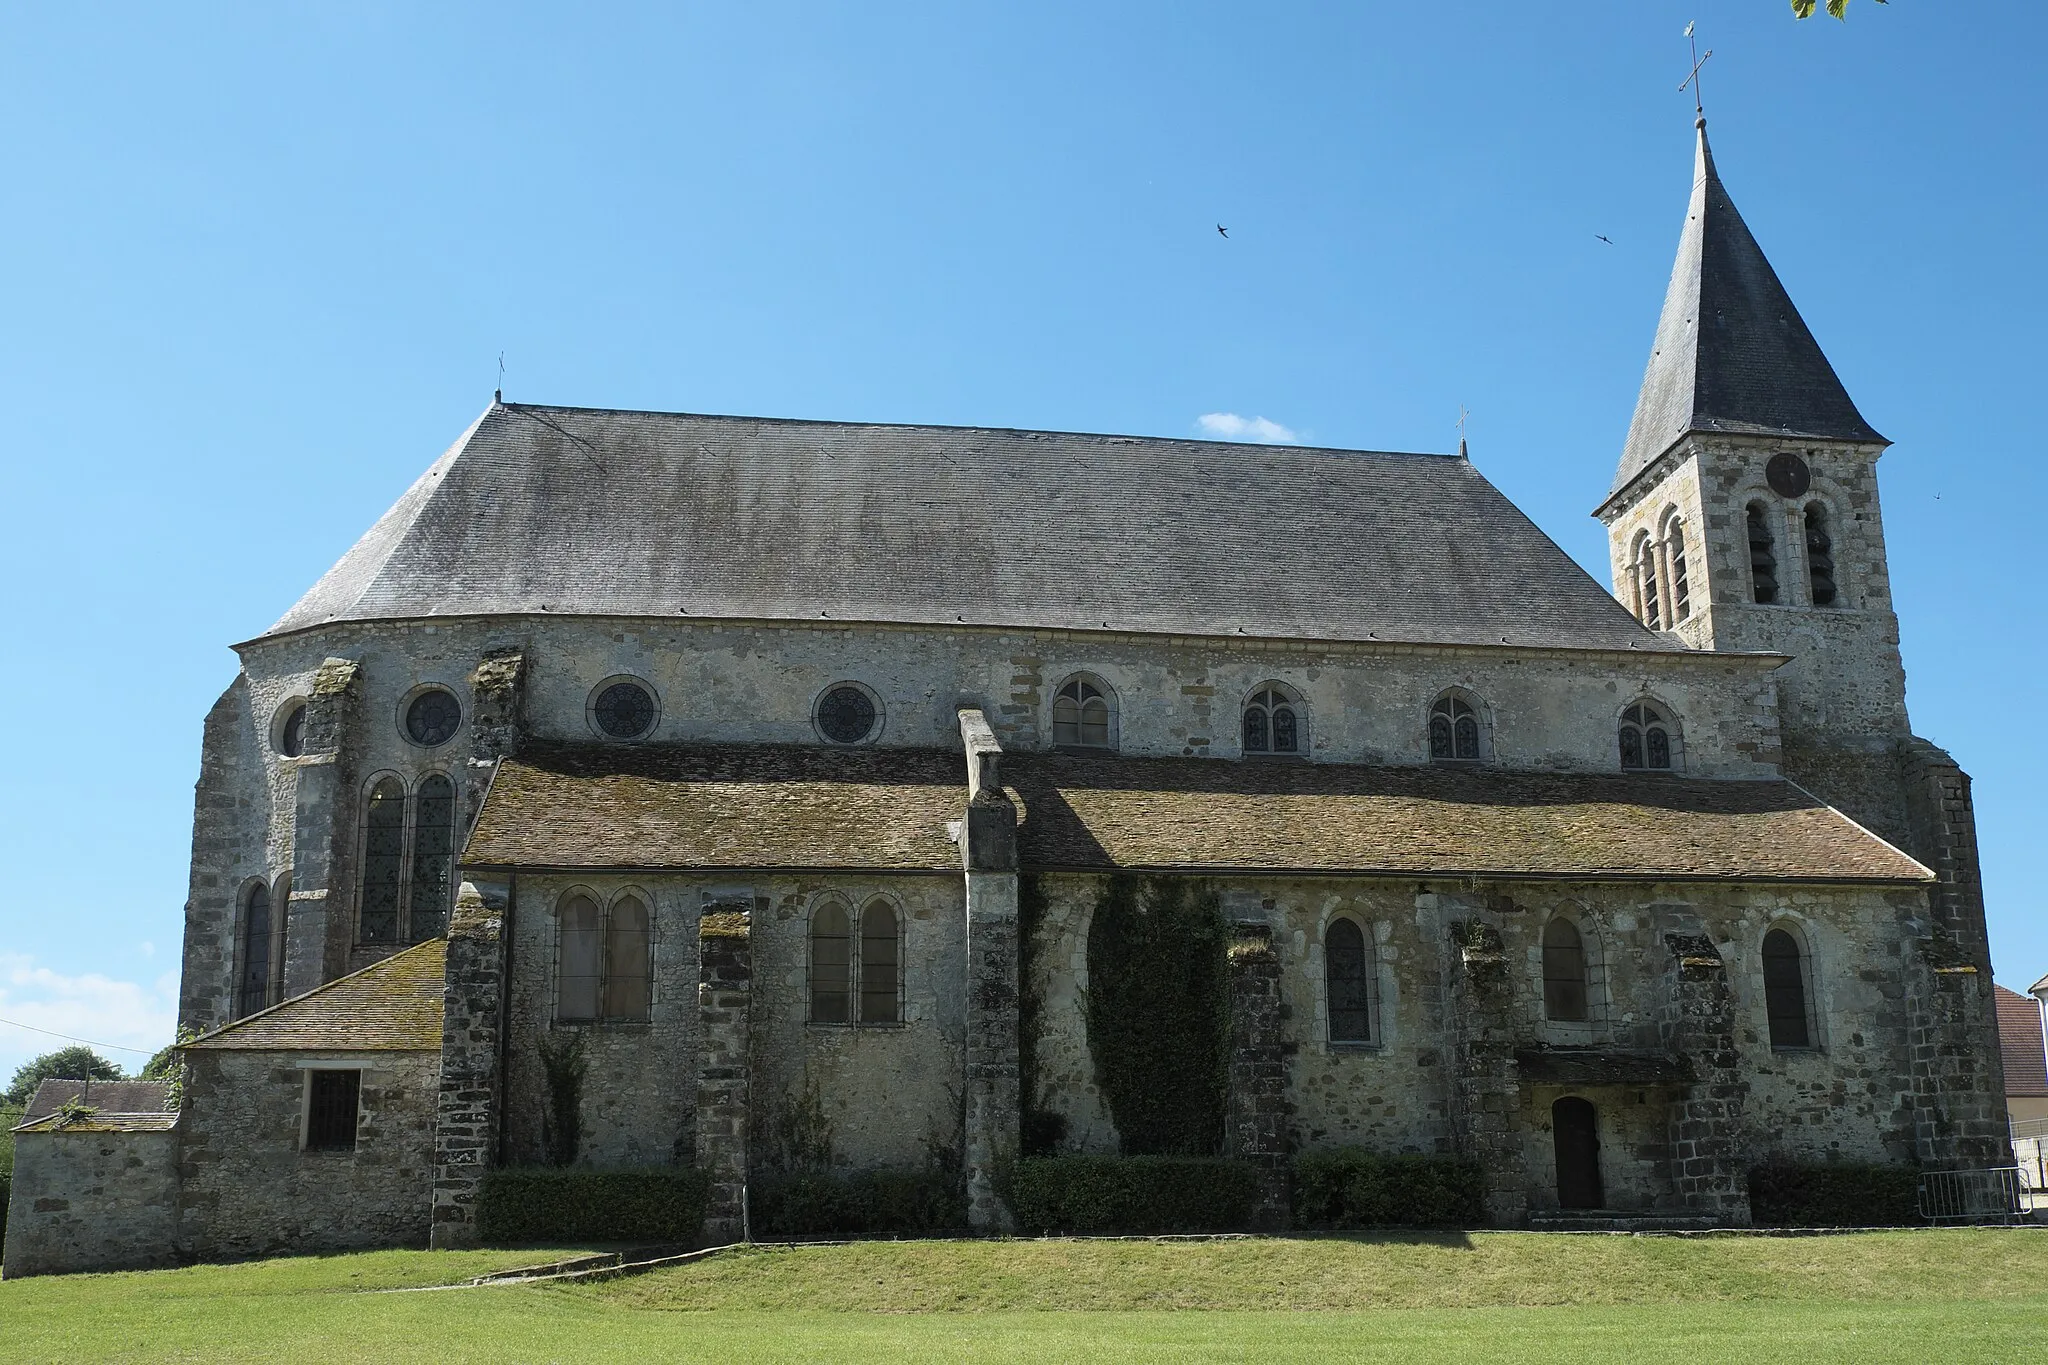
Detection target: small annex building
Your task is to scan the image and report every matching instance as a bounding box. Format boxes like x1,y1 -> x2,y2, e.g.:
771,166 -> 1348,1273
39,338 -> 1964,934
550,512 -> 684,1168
1,118 -> 2015,1274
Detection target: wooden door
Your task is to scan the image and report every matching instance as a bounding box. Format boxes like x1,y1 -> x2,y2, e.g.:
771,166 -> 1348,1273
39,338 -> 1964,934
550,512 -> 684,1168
1552,1096 -> 1604,1209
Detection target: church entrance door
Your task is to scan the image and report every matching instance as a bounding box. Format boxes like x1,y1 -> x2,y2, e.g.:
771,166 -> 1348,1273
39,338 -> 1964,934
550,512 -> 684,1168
1552,1096 -> 1604,1209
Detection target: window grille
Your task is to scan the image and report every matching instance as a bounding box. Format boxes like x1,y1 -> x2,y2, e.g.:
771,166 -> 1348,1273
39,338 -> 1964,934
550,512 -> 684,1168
1325,919 -> 1375,1043
1430,694 -> 1481,762
1638,536 -> 1662,628
1805,505 -> 1837,605
237,882 -> 274,1019
593,680 -> 657,740
557,895 -> 603,1022
817,684 -> 879,744
359,778 -> 406,943
1242,686 -> 1302,755
305,1070 -> 361,1151
1747,504 -> 1779,604
404,688 -> 461,747
810,903 -> 852,1024
602,895 -> 652,1022
1762,928 -> 1811,1048
1667,520 -> 1691,622
1619,702 -> 1675,771
1052,678 -> 1112,749
1542,918 -> 1589,1022
860,901 -> 901,1024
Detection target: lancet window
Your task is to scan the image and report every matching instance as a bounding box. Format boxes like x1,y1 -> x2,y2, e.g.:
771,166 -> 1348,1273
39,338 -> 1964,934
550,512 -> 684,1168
1242,684 -> 1303,756
1618,701 -> 1676,772
1762,928 -> 1812,1049
1805,504 -> 1837,606
357,773 -> 458,945
1052,675 -> 1115,750
1429,692 -> 1483,763
810,896 -> 903,1025
1324,918 -> 1377,1044
555,890 -> 653,1024
1747,503 -> 1779,604
1542,917 -> 1589,1022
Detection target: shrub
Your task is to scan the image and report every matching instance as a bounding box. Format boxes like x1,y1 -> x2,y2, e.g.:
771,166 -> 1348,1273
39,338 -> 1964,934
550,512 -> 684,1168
752,1167 -> 966,1237
1292,1149 -> 1489,1229
1747,1159 -> 1921,1227
1,1172 -> 10,1258
477,1166 -> 709,1245
1008,1155 -> 1259,1234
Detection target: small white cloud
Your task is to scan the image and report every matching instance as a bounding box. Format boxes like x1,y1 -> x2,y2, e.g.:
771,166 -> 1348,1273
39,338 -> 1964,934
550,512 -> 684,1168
139,941 -> 156,958
1196,412 -> 1302,445
0,954 -> 177,1081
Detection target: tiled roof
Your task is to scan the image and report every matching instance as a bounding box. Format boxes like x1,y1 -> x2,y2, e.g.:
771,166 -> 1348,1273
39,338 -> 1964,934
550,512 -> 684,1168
11,1112 -> 177,1135
23,1079 -> 170,1120
1612,122 -> 1884,499
1996,985 -> 2048,1098
461,742 -> 1929,884
184,939 -> 447,1052
262,403 -> 1676,653
464,742 -> 965,871
1005,752 -> 1931,882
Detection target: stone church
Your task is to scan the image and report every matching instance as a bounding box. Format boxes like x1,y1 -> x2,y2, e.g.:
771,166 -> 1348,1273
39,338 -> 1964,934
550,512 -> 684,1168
2,119 -> 2010,1274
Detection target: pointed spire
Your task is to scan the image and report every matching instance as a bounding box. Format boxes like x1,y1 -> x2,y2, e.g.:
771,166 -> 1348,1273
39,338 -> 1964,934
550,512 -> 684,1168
1611,119 -> 1884,498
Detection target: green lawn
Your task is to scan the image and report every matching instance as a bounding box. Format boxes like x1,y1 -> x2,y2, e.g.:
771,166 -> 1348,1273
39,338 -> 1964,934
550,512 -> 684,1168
1,1231 -> 2044,1363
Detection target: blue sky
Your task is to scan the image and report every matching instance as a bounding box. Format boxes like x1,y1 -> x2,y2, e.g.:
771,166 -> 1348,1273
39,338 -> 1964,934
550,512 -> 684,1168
2,3 -> 2042,1080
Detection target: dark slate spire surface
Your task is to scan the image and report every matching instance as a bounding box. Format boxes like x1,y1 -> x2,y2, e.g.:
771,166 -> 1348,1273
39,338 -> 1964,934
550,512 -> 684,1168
1612,121 -> 1884,498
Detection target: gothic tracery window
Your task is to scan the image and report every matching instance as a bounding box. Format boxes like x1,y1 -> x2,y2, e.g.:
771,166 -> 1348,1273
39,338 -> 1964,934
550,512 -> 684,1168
1052,676 -> 1114,749
1619,701 -> 1675,772
1430,693 -> 1483,763
1324,918 -> 1376,1044
1242,685 -> 1303,756
816,683 -> 880,744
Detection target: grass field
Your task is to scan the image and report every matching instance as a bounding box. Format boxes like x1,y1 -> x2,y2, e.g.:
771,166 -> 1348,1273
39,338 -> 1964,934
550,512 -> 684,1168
2,1230 -> 2044,1363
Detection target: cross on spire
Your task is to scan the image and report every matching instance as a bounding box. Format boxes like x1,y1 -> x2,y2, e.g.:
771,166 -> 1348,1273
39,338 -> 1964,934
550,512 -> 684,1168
1679,21 -> 1712,120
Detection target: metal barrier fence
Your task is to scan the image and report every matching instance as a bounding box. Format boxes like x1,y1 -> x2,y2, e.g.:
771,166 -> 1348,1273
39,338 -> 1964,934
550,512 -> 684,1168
2012,1116 -> 2048,1142
1917,1167 -> 2025,1224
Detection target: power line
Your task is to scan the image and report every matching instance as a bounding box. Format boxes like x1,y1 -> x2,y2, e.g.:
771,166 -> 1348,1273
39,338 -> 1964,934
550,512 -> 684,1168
0,1015 -> 156,1056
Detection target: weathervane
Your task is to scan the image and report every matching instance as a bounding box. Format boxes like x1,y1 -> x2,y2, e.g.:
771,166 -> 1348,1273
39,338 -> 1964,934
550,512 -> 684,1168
1680,20 -> 1712,119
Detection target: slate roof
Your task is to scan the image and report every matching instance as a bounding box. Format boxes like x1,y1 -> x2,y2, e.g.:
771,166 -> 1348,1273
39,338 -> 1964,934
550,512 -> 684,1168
263,403 -> 1676,653
23,1079 -> 171,1120
1611,121 -> 1885,500
1996,985 -> 2048,1098
183,939 -> 447,1052
464,742 -> 965,871
461,742 -> 1930,884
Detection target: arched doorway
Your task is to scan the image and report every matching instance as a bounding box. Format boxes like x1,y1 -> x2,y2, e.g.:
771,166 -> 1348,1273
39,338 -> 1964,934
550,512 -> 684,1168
1552,1096 -> 1604,1209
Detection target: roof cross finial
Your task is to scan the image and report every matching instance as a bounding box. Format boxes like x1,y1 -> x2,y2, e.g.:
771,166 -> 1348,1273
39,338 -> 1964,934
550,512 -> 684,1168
496,351 -> 506,404
1680,21 -> 1712,123
1456,404 -> 1470,459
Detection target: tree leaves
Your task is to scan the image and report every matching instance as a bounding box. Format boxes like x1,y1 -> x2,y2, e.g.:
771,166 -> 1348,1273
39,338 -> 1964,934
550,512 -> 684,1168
1792,0 -> 1889,19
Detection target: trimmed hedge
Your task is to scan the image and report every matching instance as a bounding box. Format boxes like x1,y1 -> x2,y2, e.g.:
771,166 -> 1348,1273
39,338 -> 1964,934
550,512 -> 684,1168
1009,1155 -> 1260,1234
1747,1159 -> 1921,1227
1292,1149 -> 1488,1229
753,1168 -> 966,1237
477,1166 -> 710,1245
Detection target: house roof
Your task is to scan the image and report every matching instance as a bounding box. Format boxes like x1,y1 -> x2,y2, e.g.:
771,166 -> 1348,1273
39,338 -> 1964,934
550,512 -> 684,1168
11,1112 -> 177,1135
464,742 -> 965,871
260,402 -> 1677,654
22,1079 -> 170,1120
1611,121 -> 1885,501
461,742 -> 1930,884
1996,984 -> 2048,1098
183,939 -> 446,1052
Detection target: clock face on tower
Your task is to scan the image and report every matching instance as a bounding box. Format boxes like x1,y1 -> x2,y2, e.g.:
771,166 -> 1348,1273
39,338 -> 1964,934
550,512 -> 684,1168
1766,452 -> 1812,499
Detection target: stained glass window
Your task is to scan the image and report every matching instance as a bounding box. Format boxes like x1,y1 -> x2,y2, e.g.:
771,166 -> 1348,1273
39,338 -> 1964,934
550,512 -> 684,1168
594,681 -> 656,739
1325,919 -> 1374,1043
405,689 -> 461,747
603,895 -> 652,1021
860,900 -> 901,1024
1763,929 -> 1811,1048
1052,678 -> 1112,749
278,704 -> 307,758
238,881 -> 273,1018
360,778 -> 406,943
1619,702 -> 1674,771
810,902 -> 852,1024
408,774 -> 455,941
1543,918 -> 1588,1022
557,895 -> 602,1022
1431,695 -> 1481,762
817,685 -> 877,744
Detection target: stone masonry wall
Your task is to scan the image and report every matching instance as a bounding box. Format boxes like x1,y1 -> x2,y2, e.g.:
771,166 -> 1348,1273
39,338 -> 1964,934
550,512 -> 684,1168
2,1127 -> 180,1278
178,1049 -> 438,1261
430,881 -> 508,1249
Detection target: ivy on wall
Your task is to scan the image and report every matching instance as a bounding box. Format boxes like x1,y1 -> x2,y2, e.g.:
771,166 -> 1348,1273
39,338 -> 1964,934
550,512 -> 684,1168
536,1032 -> 586,1168
1085,874 -> 1231,1156
1016,874 -> 1067,1157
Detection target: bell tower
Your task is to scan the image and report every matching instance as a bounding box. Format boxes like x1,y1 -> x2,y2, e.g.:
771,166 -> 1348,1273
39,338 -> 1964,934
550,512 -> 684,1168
1595,117 -> 1909,830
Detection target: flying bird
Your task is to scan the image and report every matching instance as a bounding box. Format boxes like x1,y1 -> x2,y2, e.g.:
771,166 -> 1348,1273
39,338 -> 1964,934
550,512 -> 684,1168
1595,234 -> 1614,245
1216,224 -> 1229,238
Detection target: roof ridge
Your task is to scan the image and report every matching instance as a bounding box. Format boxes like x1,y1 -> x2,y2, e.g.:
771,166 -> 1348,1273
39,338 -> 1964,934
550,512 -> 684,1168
182,937 -> 446,1050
